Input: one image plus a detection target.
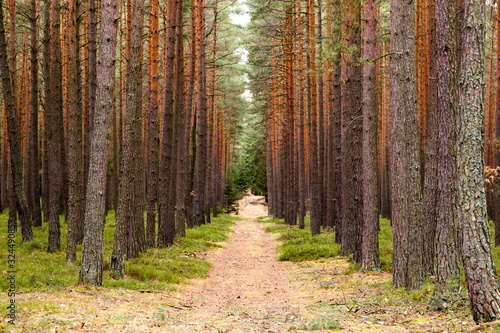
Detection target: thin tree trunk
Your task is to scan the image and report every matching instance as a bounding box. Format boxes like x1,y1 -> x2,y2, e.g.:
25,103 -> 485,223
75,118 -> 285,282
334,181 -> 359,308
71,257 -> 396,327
361,0 -> 380,271
306,0 -> 321,235
192,0 -> 208,226
27,0 -> 42,228
66,0 -> 85,263
146,0 -> 160,248
174,0 -> 187,237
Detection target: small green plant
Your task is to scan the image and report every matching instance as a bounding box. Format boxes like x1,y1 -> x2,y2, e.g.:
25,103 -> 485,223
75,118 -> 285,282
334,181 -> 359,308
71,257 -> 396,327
299,317 -> 342,331
154,306 -> 169,320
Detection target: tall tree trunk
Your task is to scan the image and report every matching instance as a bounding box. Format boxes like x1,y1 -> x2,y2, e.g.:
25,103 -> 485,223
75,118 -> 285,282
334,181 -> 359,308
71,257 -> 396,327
284,4 -> 296,226
146,0 -> 160,249
432,0 -> 461,306
111,0 -> 145,278
332,0 -> 342,243
389,0 -> 424,290
492,0 -> 500,247
297,0 -> 306,230
158,0 -> 178,246
27,0 -> 42,228
84,0 -> 97,199
0,0 -> 33,242
174,0 -> 187,237
46,0 -> 63,253
80,0 -> 119,286
341,0 -> 363,259
422,0 -> 438,277
306,0 -> 321,235
192,0 -> 208,226
66,0 -> 85,263
361,0 -> 380,271
457,0 -> 500,322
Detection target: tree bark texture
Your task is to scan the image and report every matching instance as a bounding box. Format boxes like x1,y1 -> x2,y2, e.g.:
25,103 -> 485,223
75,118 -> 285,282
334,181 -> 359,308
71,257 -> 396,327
341,0 -> 363,259
389,0 -> 425,290
457,0 -> 500,322
112,0 -> 146,278
80,0 -> 119,286
361,0 -> 380,271
432,0 -> 461,303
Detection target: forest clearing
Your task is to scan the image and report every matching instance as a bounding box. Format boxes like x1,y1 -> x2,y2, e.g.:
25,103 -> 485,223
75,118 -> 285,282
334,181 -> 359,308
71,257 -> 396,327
1,196 -> 495,332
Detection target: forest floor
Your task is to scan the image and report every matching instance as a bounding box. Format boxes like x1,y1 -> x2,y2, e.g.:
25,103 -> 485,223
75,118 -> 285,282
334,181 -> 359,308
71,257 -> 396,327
5,195 -> 498,332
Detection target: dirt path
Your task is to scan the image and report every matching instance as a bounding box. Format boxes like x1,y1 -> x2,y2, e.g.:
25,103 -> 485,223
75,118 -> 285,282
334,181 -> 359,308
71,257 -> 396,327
166,195 -> 301,332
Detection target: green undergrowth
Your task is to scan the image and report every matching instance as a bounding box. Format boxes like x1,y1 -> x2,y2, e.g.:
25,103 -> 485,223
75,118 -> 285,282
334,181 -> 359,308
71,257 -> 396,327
0,212 -> 237,292
262,216 -> 393,273
261,217 -> 341,261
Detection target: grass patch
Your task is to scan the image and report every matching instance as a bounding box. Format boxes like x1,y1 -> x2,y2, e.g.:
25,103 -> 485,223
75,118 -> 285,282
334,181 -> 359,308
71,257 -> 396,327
0,212 -> 237,291
299,317 -> 342,331
265,217 -> 341,261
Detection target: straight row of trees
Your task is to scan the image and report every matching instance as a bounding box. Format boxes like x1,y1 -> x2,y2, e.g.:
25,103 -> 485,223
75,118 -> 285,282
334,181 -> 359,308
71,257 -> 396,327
249,0 -> 500,323
0,0 -> 246,285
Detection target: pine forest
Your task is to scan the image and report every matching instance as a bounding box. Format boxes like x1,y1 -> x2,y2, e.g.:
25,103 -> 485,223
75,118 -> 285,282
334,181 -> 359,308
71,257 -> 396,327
4,0 -> 500,331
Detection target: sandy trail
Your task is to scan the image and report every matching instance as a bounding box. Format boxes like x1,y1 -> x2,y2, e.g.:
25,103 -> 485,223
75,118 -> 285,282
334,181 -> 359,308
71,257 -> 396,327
166,195 -> 302,332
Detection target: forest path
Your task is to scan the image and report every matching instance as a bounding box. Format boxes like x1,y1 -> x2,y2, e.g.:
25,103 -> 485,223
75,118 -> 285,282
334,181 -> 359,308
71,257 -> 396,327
11,196 -> 480,332
166,195 -> 303,332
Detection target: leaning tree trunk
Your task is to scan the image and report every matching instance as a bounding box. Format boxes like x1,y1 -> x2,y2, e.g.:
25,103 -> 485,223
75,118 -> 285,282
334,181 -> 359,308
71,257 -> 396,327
80,0 -> 119,286
457,0 -> 500,322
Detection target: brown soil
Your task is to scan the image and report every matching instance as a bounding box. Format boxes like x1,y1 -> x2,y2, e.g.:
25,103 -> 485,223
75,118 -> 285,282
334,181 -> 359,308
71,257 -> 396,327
4,195 -> 494,332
